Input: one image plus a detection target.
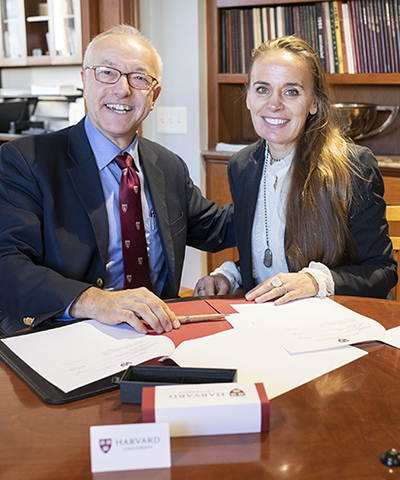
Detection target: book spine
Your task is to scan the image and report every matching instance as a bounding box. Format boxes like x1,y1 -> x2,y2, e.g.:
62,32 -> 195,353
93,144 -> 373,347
386,0 -> 398,72
337,1 -> 349,73
239,9 -> 246,74
227,10 -> 233,74
342,3 -> 355,73
299,4 -> 307,41
348,0 -> 361,73
269,7 -> 276,40
360,0 -> 372,72
288,5 -> 295,35
245,9 -> 251,71
306,5 -> 313,47
219,10 -> 227,74
231,9 -> 239,74
293,6 -> 301,38
253,7 -> 262,49
332,2 -> 344,73
372,0 -> 382,72
378,0 -> 389,73
276,6 -> 285,37
261,7 -> 268,42
389,0 -> 400,73
395,0 -> 400,72
324,2 -> 335,73
248,8 -> 254,57
309,4 -> 319,55
316,2 -> 326,69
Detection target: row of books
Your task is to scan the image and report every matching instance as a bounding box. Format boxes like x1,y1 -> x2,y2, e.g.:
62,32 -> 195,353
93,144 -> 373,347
219,0 -> 400,74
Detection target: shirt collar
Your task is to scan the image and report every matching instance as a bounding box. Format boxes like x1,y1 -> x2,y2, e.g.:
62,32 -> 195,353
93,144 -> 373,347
84,115 -> 139,171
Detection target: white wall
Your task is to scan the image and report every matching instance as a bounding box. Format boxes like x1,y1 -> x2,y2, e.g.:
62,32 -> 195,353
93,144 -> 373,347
140,0 -> 208,289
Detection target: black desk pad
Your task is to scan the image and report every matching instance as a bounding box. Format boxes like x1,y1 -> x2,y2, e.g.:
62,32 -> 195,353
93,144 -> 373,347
0,325 -> 123,404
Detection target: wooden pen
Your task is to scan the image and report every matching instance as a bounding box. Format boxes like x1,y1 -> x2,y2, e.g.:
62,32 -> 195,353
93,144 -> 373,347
177,314 -> 226,324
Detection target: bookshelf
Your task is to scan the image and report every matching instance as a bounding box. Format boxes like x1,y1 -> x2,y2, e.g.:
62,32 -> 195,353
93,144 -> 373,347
205,0 -> 400,272
206,0 -> 400,153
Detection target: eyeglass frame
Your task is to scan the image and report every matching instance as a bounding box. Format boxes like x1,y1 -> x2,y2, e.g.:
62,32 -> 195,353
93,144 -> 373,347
84,65 -> 159,91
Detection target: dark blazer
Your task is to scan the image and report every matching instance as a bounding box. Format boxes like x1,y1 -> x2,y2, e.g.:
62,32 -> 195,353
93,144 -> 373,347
228,139 -> 397,297
0,118 -> 234,330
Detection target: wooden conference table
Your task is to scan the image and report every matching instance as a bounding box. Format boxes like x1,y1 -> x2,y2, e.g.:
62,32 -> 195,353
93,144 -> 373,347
1,296 -> 400,480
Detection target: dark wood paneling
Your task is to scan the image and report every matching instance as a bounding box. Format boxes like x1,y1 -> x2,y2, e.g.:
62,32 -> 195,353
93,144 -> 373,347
80,0 -> 140,55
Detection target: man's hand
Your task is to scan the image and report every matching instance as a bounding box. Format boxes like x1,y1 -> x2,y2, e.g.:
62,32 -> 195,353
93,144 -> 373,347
193,273 -> 230,296
70,287 -> 180,334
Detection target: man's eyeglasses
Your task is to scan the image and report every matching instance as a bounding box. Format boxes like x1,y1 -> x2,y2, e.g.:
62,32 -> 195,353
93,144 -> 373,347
85,66 -> 158,90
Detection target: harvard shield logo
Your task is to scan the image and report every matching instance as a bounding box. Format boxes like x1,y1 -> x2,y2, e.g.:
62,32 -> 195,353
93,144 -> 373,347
99,438 -> 112,453
230,388 -> 245,397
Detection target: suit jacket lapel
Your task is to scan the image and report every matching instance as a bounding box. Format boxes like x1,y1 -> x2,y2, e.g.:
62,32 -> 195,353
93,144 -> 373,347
66,120 -> 109,266
137,138 -> 175,290
236,141 -> 265,290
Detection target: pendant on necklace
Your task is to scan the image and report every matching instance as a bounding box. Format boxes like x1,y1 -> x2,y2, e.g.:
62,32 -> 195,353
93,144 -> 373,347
263,248 -> 273,268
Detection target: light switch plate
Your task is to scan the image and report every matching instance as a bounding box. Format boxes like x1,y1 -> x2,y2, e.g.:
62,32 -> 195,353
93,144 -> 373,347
157,106 -> 187,134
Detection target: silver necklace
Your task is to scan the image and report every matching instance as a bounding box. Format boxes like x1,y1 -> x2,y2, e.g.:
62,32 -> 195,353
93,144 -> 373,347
263,145 -> 284,268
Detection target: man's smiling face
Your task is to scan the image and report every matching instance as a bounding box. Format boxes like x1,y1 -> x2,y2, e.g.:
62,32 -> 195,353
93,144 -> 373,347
81,34 -> 161,150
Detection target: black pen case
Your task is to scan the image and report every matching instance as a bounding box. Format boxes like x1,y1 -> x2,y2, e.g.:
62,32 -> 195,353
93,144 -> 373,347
113,365 -> 237,404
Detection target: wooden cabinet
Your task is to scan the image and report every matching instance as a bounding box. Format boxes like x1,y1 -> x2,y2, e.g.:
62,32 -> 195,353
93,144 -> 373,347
0,0 -> 82,66
0,0 -> 140,68
205,152 -> 239,273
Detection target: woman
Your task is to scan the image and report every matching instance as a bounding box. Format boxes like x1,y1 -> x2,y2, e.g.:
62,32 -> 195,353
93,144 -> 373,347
195,36 -> 397,304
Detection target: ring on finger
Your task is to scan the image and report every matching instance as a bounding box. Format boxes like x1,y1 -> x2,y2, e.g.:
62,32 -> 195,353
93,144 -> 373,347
271,276 -> 283,288
197,286 -> 205,292
281,285 -> 287,295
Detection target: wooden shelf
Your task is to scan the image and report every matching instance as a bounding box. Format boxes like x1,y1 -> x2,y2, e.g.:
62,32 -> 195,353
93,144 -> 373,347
217,0 -> 302,6
218,73 -> 400,85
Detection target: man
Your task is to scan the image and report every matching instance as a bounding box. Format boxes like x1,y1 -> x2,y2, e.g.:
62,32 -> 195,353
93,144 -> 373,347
0,25 -> 234,335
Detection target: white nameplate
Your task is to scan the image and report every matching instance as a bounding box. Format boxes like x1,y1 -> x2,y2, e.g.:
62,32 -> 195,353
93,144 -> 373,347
90,422 -> 171,473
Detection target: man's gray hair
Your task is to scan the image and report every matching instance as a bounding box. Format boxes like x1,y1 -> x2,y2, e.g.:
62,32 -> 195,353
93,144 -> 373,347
83,24 -> 163,82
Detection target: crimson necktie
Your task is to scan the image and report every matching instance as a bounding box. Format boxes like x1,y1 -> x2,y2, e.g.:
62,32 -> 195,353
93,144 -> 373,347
114,152 -> 152,290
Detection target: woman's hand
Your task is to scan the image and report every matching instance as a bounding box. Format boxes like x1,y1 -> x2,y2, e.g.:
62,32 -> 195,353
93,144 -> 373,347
245,273 -> 318,305
193,274 -> 231,296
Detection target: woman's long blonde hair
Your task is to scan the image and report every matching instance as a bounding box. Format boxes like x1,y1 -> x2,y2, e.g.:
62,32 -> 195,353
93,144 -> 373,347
248,36 -> 358,271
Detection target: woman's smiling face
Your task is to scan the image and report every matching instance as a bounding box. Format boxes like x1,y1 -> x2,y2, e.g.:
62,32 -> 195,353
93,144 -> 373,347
246,51 -> 318,159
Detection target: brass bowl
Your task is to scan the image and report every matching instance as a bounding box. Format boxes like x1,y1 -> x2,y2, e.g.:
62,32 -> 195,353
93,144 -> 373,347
332,103 -> 399,140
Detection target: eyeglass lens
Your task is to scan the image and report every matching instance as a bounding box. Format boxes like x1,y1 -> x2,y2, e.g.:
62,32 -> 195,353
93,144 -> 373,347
94,66 -> 153,90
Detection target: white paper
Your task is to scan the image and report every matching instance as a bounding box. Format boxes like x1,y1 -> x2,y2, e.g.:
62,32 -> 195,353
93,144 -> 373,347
1,297 -> 379,399
90,422 -> 171,473
2,320 -> 175,393
170,313 -> 367,400
233,297 -> 386,353
384,326 -> 400,349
